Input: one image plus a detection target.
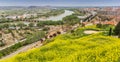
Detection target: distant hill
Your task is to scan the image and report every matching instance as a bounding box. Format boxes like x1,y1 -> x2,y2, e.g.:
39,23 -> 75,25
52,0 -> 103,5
27,6 -> 53,9
0,6 -> 53,10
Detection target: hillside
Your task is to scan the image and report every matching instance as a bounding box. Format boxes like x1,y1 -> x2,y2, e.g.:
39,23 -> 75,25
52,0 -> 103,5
1,26 -> 120,62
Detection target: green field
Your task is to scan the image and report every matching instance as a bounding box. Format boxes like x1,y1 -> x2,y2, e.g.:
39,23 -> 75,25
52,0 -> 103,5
1,26 -> 120,62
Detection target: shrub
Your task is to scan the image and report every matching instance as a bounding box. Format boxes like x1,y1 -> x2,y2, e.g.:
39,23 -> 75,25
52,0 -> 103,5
37,21 -> 63,27
0,40 -> 5,47
108,27 -> 112,36
114,22 -> 120,35
29,23 -> 34,27
96,23 -> 102,28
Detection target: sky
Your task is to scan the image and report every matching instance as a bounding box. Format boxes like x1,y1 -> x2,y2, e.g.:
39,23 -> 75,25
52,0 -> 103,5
0,0 -> 120,6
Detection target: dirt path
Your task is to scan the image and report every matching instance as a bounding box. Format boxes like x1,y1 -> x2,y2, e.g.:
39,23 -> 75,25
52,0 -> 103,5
0,39 -> 26,51
84,30 -> 100,34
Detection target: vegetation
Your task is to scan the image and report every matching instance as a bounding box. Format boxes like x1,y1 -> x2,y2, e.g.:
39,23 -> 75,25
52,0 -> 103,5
42,27 -> 50,31
0,8 -> 119,62
29,23 -> 34,27
1,26 -> 120,62
0,19 -> 13,23
72,9 -> 86,16
108,27 -> 112,36
0,25 -> 4,30
96,23 -> 102,28
96,24 -> 114,31
8,29 -> 15,37
63,15 -> 79,26
0,31 -> 45,58
41,9 -> 65,18
17,22 -> 26,29
0,34 -> 2,38
0,24 -> 10,30
37,21 -> 63,27
114,21 -> 120,35
0,8 -> 50,16
0,40 -> 5,47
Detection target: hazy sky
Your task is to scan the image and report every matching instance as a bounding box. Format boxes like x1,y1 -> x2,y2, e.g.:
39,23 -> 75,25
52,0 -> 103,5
0,0 -> 120,6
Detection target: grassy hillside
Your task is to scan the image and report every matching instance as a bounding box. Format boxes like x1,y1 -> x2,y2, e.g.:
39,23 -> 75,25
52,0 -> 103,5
1,26 -> 120,62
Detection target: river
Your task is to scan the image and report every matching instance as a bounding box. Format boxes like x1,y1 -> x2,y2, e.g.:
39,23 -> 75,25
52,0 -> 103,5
36,10 -> 74,21
46,10 -> 74,21
23,10 -> 74,25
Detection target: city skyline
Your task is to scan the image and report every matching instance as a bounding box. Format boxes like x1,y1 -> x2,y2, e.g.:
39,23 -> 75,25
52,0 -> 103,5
0,0 -> 120,6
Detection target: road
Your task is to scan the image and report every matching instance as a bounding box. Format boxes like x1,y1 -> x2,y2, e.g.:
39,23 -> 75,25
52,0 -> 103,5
0,39 -> 26,51
1,40 -> 42,59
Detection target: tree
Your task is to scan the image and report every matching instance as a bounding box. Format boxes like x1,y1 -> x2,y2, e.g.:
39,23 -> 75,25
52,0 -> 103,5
37,21 -> 63,27
0,39 -> 5,47
118,31 -> 120,38
29,23 -> 34,27
96,23 -> 102,28
37,22 -> 44,27
109,27 -> 112,36
8,29 -> 15,37
3,24 -> 9,29
43,27 -> 50,31
0,25 -> 4,30
114,22 -> 120,35
63,15 -> 79,26
17,23 -> 26,29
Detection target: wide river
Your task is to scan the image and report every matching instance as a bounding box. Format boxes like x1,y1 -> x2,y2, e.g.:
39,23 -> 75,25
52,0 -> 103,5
46,10 -> 74,21
23,10 -> 74,25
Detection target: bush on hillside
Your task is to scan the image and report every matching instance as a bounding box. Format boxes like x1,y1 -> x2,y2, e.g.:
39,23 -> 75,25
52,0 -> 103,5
114,22 -> 120,35
96,23 -> 102,28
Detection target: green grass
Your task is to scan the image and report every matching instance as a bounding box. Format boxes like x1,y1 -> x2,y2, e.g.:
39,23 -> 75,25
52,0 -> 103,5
1,26 -> 120,62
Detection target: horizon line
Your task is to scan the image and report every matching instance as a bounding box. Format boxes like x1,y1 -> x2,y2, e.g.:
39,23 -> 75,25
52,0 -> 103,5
0,5 -> 120,7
